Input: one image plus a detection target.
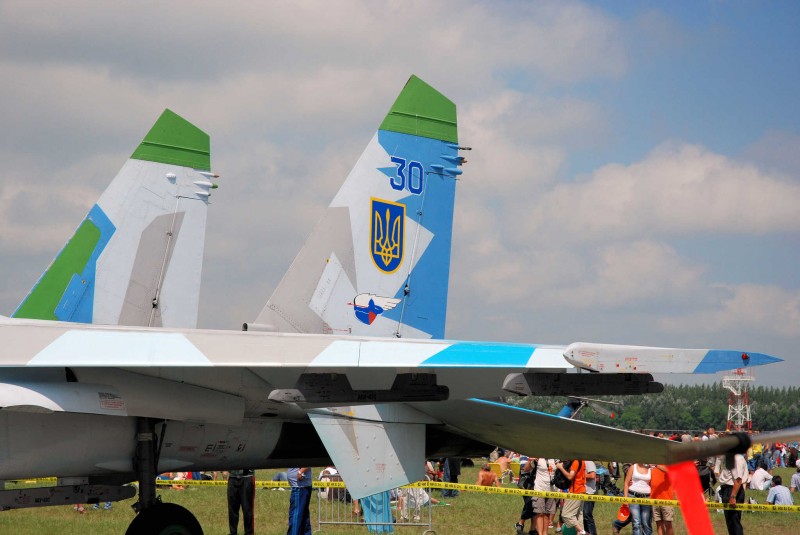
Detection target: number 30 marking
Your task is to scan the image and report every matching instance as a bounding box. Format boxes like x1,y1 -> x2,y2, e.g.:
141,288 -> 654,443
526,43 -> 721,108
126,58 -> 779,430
390,156 -> 424,195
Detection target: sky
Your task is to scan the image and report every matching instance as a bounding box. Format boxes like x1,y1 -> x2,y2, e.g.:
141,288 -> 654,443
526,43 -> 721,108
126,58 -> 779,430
0,1 -> 798,390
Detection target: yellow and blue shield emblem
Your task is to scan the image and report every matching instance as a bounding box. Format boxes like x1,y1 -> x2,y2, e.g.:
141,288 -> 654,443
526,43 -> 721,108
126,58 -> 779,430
370,198 -> 405,274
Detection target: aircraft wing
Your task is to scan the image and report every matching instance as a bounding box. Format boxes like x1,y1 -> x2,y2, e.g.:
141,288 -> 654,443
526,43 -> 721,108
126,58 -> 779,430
417,398 -> 679,464
0,317 -> 779,377
0,318 -> 780,455
416,398 -> 800,466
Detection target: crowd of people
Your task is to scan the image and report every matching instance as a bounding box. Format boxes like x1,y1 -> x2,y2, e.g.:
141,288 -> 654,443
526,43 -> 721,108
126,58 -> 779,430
504,429 -> 798,535
109,431 -> 797,534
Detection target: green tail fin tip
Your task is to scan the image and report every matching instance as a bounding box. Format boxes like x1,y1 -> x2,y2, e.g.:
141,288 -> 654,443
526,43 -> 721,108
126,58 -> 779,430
379,75 -> 458,143
131,109 -> 210,170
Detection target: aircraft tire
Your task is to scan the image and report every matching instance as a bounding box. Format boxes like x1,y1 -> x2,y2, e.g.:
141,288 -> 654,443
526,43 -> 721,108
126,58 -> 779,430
126,502 -> 203,535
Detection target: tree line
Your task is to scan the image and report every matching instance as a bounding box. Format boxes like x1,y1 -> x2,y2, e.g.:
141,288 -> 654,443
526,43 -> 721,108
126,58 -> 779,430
509,383 -> 800,432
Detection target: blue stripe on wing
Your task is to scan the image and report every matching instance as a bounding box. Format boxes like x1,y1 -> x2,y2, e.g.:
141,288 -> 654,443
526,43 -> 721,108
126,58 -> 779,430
420,342 -> 535,367
692,350 -> 782,373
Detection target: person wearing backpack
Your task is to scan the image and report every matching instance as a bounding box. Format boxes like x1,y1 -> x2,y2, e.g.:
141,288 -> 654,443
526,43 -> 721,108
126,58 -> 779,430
555,459 -> 585,535
515,458 -> 537,535
695,459 -> 717,499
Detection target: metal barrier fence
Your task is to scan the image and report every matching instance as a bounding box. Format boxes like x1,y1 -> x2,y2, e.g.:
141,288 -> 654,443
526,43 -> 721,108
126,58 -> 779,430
317,476 -> 436,534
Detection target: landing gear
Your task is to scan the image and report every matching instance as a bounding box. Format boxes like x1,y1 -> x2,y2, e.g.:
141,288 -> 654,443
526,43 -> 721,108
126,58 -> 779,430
133,417 -> 159,512
128,418 -> 203,535
126,502 -> 203,535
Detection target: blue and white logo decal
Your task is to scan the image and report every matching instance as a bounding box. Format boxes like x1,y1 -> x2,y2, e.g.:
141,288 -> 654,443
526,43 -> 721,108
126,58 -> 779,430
349,293 -> 401,325
371,198 -> 405,273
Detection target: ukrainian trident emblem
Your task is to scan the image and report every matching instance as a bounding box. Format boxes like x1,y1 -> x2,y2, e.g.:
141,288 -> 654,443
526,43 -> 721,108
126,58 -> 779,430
370,198 -> 405,273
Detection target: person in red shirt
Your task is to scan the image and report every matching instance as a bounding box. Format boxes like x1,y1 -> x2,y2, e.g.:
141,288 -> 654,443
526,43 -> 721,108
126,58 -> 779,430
556,460 -> 586,535
649,465 -> 675,535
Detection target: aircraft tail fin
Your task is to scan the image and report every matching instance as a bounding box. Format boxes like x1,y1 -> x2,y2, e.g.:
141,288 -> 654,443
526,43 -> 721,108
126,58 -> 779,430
252,75 -> 463,339
13,110 -> 215,328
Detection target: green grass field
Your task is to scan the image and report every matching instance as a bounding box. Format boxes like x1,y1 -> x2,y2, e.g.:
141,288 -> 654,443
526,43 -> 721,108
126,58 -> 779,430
2,465 -> 797,534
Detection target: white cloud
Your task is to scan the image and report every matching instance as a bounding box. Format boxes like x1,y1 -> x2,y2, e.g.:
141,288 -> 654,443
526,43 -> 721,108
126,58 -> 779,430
526,142 -> 800,245
549,240 -> 708,308
0,155 -> 107,253
0,1 -> 628,87
660,284 -> 800,339
456,239 -> 708,311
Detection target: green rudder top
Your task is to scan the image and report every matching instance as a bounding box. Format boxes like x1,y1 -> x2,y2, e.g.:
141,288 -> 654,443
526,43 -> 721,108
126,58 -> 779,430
131,109 -> 210,170
379,75 -> 458,143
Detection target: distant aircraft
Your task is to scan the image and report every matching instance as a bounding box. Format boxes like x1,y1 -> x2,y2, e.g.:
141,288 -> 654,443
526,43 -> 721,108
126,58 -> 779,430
0,76 -> 794,535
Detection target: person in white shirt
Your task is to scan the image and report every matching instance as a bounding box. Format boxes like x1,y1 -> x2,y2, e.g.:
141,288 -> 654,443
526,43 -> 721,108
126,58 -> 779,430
516,458 -> 557,535
749,464 -> 772,490
623,463 -> 653,535
534,458 -> 559,535
718,453 -> 747,535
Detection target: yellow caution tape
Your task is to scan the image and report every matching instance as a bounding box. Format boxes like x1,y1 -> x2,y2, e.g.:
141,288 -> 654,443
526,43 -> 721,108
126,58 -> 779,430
413,481 -> 800,512
10,477 -> 795,513
6,477 -> 57,484
156,479 -> 230,487
154,479 -> 330,489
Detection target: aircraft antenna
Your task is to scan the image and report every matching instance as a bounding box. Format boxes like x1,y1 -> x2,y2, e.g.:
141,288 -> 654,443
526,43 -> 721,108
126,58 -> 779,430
149,187 -> 182,327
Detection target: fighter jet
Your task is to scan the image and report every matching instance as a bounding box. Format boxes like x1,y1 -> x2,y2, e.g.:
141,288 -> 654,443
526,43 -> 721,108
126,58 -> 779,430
0,76 -> 791,535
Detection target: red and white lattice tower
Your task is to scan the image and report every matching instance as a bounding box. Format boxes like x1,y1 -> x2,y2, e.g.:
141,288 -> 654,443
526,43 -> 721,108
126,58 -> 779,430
722,367 -> 754,432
